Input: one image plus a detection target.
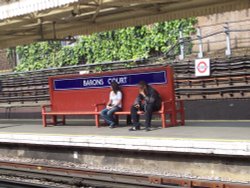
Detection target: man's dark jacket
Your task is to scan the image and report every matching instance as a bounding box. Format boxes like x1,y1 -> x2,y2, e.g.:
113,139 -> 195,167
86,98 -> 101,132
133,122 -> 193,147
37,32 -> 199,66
134,86 -> 162,110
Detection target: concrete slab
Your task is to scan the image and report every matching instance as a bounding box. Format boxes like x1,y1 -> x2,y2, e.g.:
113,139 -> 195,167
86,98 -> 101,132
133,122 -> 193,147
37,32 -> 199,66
0,119 -> 250,156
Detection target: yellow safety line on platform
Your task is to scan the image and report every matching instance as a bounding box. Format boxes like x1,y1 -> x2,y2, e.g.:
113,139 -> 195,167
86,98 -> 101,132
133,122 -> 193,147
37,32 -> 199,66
0,132 -> 250,143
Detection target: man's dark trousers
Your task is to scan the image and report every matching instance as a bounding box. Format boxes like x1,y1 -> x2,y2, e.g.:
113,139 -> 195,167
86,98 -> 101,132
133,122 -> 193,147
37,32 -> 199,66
130,103 -> 160,128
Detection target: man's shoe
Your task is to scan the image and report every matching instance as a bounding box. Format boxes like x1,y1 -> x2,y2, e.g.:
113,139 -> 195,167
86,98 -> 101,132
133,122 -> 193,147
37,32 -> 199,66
145,127 -> 151,132
129,126 -> 140,131
109,124 -> 116,128
129,127 -> 136,131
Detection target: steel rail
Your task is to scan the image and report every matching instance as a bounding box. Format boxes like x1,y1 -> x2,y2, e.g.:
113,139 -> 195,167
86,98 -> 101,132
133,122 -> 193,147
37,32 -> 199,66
0,178 -> 55,188
0,161 -> 249,188
0,161 -> 180,188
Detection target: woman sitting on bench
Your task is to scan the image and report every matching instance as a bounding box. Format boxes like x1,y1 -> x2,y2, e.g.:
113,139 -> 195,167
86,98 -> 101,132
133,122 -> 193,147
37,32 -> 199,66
100,81 -> 122,128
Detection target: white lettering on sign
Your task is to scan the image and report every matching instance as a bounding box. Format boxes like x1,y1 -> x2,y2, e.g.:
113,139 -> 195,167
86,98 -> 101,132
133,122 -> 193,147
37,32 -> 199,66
195,58 -> 210,77
54,71 -> 167,90
83,79 -> 104,86
107,77 -> 127,85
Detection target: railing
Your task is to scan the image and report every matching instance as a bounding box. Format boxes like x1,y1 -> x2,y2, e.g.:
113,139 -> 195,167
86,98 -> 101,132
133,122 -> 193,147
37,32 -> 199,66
168,19 -> 250,60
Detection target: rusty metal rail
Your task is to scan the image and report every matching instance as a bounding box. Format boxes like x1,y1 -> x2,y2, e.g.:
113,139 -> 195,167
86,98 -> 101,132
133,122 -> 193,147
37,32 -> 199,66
0,179 -> 55,188
0,161 -> 249,188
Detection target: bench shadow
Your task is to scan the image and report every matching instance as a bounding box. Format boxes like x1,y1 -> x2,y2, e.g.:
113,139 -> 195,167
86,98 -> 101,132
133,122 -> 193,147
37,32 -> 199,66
139,127 -> 162,132
63,121 -> 250,128
0,124 -> 23,129
51,123 -> 164,131
116,124 -> 162,131
52,124 -> 96,127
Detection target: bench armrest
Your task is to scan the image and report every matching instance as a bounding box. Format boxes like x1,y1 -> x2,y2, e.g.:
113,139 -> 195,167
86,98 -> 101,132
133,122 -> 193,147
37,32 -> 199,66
42,104 -> 51,113
175,99 -> 184,110
162,100 -> 172,104
161,100 -> 185,112
161,100 -> 173,112
42,104 -> 51,108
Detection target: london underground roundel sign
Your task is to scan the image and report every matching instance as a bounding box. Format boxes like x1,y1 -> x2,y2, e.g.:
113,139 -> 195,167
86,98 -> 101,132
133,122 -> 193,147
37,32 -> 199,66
195,58 -> 210,77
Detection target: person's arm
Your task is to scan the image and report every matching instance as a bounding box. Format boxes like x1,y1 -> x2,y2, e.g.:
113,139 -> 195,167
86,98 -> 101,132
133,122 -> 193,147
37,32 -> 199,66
106,99 -> 112,107
133,93 -> 144,108
144,88 -> 158,104
106,92 -> 112,109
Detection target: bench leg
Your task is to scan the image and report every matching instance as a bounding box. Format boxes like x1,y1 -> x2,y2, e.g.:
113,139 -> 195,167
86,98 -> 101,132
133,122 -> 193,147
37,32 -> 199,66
52,115 -> 57,125
161,113 -> 167,128
42,114 -> 47,127
171,111 -> 177,126
62,115 -> 66,125
180,109 -> 185,126
115,115 -> 119,125
95,114 -> 100,128
126,115 -> 132,125
6,107 -> 11,119
179,101 -> 185,126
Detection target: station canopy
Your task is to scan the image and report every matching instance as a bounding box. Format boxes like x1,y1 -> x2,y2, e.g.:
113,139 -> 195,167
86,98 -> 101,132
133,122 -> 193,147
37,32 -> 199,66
0,0 -> 249,48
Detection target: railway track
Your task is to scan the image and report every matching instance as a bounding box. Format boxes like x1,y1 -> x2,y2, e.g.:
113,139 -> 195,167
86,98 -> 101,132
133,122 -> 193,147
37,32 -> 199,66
0,161 -> 249,188
0,178 -> 55,188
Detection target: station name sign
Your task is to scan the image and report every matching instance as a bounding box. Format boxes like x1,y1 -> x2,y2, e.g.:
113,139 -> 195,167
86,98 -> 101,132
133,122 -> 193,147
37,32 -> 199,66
53,71 -> 167,90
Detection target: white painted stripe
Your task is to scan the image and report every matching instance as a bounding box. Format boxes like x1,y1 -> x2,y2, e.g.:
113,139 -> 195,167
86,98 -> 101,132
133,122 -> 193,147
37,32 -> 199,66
0,133 -> 249,156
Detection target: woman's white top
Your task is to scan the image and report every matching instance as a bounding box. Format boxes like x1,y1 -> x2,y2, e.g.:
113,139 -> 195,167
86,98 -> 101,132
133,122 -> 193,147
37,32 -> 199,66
110,91 -> 122,108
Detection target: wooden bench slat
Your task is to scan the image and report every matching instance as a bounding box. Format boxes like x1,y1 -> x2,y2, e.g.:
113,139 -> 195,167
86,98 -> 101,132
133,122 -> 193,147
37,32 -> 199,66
114,111 -> 163,115
44,111 -> 99,115
43,110 -> 164,116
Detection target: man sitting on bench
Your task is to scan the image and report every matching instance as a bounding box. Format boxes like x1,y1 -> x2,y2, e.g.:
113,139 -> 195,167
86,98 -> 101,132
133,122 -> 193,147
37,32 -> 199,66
129,81 -> 162,132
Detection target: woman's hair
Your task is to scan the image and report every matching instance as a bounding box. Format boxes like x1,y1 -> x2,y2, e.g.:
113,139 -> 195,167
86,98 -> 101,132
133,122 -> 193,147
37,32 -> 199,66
111,81 -> 120,94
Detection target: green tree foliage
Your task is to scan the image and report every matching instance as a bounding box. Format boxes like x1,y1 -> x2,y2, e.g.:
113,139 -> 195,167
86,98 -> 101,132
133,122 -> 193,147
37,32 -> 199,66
15,18 -> 196,71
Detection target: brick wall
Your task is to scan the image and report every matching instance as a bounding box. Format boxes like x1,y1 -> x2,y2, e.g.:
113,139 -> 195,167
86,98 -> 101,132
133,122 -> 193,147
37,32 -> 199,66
194,8 -> 250,55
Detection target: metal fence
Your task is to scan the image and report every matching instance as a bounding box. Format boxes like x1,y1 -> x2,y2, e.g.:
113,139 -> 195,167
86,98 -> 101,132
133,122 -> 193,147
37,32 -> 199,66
172,19 -> 250,60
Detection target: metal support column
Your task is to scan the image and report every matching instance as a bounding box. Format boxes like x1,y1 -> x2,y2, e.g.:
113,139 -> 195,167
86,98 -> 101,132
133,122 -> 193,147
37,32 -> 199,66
197,27 -> 203,58
224,22 -> 231,56
179,30 -> 184,60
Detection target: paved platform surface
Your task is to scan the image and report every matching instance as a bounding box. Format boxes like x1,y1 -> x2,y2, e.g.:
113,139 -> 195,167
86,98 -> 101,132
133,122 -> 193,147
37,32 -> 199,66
0,119 -> 250,139
0,119 -> 250,156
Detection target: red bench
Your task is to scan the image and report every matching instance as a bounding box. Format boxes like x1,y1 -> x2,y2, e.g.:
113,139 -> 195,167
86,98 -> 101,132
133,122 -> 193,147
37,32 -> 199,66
42,66 -> 185,128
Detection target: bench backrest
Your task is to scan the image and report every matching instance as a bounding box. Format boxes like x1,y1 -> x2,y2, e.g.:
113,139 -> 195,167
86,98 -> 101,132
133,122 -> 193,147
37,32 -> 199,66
48,66 -> 175,112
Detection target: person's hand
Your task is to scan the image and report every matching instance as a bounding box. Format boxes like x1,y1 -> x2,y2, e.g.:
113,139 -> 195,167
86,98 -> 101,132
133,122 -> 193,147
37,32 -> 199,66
134,104 -> 140,109
139,89 -> 145,96
106,105 -> 112,109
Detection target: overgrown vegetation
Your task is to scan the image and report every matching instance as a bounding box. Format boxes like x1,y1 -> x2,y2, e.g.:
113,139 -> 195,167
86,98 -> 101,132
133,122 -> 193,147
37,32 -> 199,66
15,18 -> 197,71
